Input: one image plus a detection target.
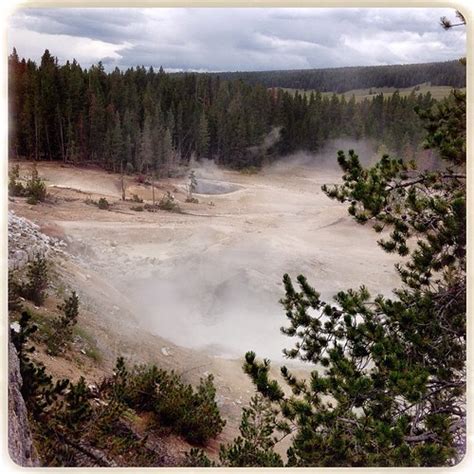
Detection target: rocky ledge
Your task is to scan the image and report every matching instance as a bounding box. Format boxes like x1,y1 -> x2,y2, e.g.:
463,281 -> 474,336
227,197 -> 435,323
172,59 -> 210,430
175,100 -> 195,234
8,210 -> 67,270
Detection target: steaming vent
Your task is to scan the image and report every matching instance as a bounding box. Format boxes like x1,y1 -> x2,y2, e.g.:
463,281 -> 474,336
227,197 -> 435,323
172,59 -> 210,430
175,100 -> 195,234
194,178 -> 241,195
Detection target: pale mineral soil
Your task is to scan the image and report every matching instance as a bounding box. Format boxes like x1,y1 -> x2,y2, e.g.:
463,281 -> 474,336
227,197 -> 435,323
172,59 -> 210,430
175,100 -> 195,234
9,155 -> 402,452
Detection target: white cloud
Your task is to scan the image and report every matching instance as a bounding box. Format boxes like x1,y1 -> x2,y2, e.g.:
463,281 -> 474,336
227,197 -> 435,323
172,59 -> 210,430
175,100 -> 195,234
8,27 -> 131,66
341,28 -> 465,65
7,7 -> 466,71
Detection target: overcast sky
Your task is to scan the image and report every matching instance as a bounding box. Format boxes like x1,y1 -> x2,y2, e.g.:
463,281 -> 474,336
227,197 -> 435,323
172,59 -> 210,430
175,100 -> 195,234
7,7 -> 466,72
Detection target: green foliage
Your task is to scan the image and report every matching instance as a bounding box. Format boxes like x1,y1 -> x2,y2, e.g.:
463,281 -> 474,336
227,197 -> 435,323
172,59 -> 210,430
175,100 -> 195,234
85,197 -> 110,210
25,165 -> 47,204
440,10 -> 466,30
9,49 -> 463,170
48,291 -> 80,355
143,203 -> 158,212
185,394 -> 285,467
158,191 -> 181,213
185,171 -> 199,202
105,356 -> 128,405
60,377 -> 92,429
242,92 -> 465,466
183,448 -> 216,467
187,169 -> 197,198
9,164 -> 25,196
11,311 -> 69,417
21,253 -> 49,306
8,271 -> 23,312
219,394 -> 284,467
185,197 -> 199,204
196,112 -> 210,158
97,197 -> 109,210
217,60 -> 465,93
239,165 -> 260,175
416,90 -> 466,165
130,205 -> 144,212
156,372 -> 223,444
123,363 -> 160,410
60,291 -> 80,325
103,359 -> 225,445
11,314 -> 157,466
9,164 -> 47,203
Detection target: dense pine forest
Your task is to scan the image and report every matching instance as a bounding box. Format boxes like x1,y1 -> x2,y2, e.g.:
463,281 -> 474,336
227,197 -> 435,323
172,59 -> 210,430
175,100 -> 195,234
213,60 -> 466,92
9,50 -> 461,172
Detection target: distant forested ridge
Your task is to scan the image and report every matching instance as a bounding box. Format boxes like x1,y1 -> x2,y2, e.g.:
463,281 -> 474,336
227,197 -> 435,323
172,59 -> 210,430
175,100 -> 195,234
8,50 -> 462,171
211,61 -> 466,93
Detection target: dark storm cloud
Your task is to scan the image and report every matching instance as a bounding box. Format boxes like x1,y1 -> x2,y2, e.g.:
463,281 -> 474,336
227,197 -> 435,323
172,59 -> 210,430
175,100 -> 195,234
8,7 -> 466,72
10,8 -> 147,44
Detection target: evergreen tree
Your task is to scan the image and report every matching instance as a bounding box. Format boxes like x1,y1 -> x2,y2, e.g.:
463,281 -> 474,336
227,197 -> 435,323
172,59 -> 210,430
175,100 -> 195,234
188,169 -> 197,197
48,291 -> 80,355
219,395 -> 284,467
9,48 -> 456,170
243,90 -> 466,466
110,111 -> 123,172
196,110 -> 210,158
11,311 -> 69,416
160,127 -> 174,176
22,253 -> 49,305
138,115 -> 153,173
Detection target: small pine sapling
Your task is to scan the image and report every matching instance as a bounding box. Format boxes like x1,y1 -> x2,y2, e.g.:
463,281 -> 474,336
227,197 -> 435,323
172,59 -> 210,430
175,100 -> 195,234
22,253 -> 49,306
48,291 -> 80,355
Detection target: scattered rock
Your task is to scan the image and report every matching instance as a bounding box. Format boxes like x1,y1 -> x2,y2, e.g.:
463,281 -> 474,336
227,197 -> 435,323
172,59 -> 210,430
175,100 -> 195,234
10,322 -> 21,333
88,384 -> 99,397
215,394 -> 226,407
161,347 -> 172,357
8,211 -> 67,270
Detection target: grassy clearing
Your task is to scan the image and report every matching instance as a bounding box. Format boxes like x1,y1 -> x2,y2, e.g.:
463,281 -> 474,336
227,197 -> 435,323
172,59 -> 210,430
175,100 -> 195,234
281,83 -> 463,103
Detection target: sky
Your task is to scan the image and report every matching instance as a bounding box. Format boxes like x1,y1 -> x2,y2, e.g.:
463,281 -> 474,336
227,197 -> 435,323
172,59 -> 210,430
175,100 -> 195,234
7,7 -> 466,72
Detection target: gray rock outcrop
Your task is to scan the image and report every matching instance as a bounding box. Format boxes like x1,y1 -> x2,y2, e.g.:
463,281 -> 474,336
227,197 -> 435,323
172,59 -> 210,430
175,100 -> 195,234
8,342 -> 40,467
8,210 -> 66,270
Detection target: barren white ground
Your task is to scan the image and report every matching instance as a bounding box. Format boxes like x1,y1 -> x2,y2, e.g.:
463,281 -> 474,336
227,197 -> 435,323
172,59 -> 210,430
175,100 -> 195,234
34,158 -> 401,360
10,155 -> 403,448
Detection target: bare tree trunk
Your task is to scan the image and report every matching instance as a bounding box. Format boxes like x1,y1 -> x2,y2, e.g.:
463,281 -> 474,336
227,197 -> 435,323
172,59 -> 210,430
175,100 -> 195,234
121,161 -> 125,201
45,123 -> 52,161
57,106 -> 65,162
34,112 -> 39,161
152,172 -> 155,207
